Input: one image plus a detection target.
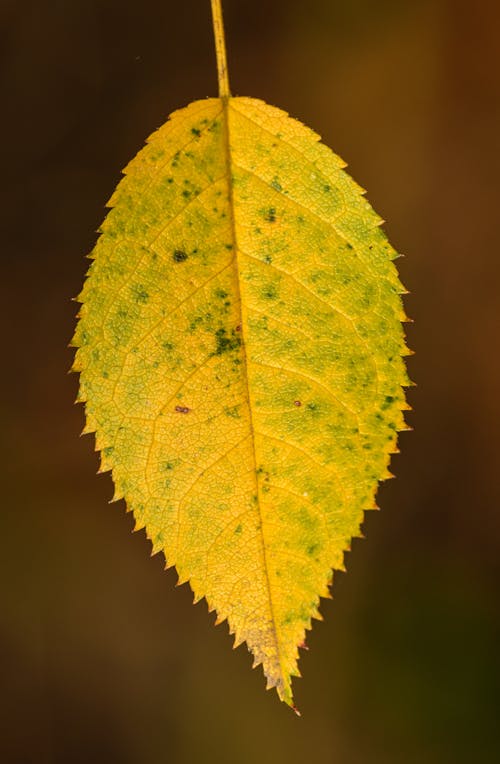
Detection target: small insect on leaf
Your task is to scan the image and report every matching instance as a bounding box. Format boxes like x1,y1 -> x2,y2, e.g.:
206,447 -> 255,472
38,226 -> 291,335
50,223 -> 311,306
71,0 -> 411,710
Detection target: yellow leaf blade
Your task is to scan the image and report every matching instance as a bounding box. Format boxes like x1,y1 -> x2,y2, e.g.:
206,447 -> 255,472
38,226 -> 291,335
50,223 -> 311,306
73,96 -> 408,707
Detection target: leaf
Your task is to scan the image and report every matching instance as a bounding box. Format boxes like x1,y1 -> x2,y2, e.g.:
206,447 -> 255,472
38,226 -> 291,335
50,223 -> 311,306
72,1 -> 410,710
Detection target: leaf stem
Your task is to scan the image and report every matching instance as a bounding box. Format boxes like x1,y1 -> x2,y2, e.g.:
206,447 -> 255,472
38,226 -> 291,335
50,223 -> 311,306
211,0 -> 231,98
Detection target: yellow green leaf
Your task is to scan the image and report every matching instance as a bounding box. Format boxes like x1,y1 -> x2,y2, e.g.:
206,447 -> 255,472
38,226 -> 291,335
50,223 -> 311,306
72,0 -> 410,709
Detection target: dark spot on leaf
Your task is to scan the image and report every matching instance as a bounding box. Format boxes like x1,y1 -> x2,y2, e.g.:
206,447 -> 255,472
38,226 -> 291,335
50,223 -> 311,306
173,250 -> 188,262
175,405 -> 190,414
265,207 -> 277,223
213,327 -> 241,355
188,315 -> 204,332
191,127 -> 201,137
150,149 -> 165,161
224,405 -> 241,419
132,285 -> 149,303
294,400 -> 302,407
262,283 -> 278,300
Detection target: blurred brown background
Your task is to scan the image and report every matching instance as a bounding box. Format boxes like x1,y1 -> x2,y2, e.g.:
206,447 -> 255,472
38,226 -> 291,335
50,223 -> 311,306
1,0 -> 499,761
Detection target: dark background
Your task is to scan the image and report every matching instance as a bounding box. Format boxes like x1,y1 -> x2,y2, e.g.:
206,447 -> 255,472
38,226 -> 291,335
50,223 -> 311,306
2,0 -> 499,761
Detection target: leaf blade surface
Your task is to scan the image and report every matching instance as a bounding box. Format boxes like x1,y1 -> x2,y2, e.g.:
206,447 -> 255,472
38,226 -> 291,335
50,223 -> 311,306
73,96 -> 409,706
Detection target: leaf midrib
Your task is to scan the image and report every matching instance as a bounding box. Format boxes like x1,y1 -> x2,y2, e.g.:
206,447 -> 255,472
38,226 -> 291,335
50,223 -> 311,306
220,95 -> 288,695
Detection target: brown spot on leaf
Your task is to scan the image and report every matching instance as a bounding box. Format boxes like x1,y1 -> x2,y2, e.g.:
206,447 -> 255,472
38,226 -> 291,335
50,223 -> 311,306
173,250 -> 188,263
